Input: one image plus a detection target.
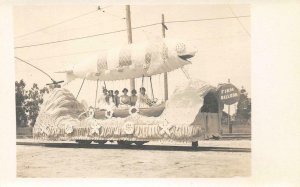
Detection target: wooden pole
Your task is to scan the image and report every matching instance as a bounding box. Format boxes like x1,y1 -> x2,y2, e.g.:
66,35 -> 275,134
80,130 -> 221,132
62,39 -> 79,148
94,79 -> 99,108
228,78 -> 232,133
162,14 -> 168,101
125,5 -> 135,91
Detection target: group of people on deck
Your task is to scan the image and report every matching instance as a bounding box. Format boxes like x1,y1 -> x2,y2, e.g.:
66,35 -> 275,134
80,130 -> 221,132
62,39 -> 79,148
97,87 -> 153,110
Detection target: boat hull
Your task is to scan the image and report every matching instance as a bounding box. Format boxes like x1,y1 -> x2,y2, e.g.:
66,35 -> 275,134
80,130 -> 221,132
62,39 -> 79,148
94,103 -> 165,119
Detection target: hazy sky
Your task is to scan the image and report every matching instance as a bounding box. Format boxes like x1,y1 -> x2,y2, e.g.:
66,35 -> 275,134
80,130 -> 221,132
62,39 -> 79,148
14,4 -> 250,105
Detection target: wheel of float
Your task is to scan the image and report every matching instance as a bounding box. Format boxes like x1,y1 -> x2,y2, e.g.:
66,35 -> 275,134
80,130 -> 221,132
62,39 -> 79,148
76,140 -> 92,145
117,140 -> 133,146
134,141 -> 148,146
117,140 -> 125,145
94,140 -> 107,144
192,141 -> 198,149
129,106 -> 139,115
105,109 -> 113,118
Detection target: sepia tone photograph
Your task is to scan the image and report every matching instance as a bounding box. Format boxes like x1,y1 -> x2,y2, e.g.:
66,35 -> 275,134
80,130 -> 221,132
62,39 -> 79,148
14,4 -> 251,178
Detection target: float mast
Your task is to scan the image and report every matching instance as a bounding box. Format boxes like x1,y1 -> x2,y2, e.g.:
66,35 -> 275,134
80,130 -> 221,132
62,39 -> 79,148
125,5 -> 135,90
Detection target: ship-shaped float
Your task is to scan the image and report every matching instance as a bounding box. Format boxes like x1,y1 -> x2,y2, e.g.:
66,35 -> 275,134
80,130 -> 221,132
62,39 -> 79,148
33,38 -> 225,147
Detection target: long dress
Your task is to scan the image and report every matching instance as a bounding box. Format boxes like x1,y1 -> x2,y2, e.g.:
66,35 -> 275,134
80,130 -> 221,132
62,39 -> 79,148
119,95 -> 130,108
114,95 -> 120,107
130,95 -> 137,106
106,96 -> 116,110
136,94 -> 151,108
97,94 -> 109,110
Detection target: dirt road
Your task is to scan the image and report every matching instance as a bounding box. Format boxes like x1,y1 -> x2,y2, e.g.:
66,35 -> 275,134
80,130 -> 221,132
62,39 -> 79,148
17,140 -> 251,178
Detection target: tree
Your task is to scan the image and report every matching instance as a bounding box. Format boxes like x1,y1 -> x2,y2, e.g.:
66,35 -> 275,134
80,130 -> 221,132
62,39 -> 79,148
15,79 -> 28,127
15,80 -> 50,127
24,83 -> 49,126
236,87 -> 251,124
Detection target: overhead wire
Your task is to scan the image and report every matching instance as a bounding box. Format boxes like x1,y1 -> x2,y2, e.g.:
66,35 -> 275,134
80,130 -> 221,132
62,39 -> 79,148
227,5 -> 251,37
101,9 -> 126,20
25,48 -> 108,61
25,6 -> 124,36
14,15 -> 249,49
15,28 -> 127,49
14,5 -> 112,39
164,15 -> 249,24
42,16 -> 123,35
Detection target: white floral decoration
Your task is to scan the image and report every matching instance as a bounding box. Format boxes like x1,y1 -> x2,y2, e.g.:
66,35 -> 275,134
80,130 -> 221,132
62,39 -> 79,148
124,121 -> 135,134
158,120 -> 174,136
88,108 -> 95,118
105,109 -> 113,119
65,123 -> 74,134
40,125 -> 50,135
90,121 -> 101,135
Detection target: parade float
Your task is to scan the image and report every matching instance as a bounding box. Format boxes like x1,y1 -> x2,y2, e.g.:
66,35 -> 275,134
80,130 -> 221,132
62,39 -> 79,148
32,38 -> 238,147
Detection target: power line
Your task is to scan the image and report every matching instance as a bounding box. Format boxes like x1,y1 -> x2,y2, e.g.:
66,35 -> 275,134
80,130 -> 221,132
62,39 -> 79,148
164,15 -> 250,24
42,15 -> 123,36
26,48 -> 108,61
14,5 -> 112,39
14,15 -> 250,49
227,5 -> 251,37
15,28 -> 127,49
101,9 -> 125,20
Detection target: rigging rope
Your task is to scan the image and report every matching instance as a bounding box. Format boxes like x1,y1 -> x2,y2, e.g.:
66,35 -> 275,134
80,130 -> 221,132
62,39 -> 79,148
149,76 -> 154,100
76,76 -> 86,99
181,67 -> 191,80
15,56 -> 56,83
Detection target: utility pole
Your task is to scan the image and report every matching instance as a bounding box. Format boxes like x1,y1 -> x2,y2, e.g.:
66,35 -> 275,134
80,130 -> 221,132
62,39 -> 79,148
125,5 -> 135,91
162,14 -> 168,101
228,78 -> 232,133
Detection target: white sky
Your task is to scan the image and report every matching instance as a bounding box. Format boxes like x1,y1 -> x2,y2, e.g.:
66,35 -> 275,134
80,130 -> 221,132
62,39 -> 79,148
13,4 -> 250,106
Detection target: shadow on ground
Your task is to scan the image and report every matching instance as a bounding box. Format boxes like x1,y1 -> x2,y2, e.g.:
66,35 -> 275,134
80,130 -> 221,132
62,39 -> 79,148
17,142 -> 251,153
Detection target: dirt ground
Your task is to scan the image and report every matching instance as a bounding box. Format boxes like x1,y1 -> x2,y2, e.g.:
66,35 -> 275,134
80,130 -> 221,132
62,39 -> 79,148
17,140 -> 251,178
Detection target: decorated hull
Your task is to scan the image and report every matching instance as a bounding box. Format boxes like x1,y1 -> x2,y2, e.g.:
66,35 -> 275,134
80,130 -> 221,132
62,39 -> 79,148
94,103 -> 165,119
33,80 -> 222,142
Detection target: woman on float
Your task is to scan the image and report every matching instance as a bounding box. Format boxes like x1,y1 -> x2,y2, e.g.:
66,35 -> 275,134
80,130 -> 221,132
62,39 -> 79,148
130,89 -> 137,106
114,90 -> 120,107
97,87 -> 109,110
119,88 -> 131,108
106,90 -> 116,110
136,87 -> 152,108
